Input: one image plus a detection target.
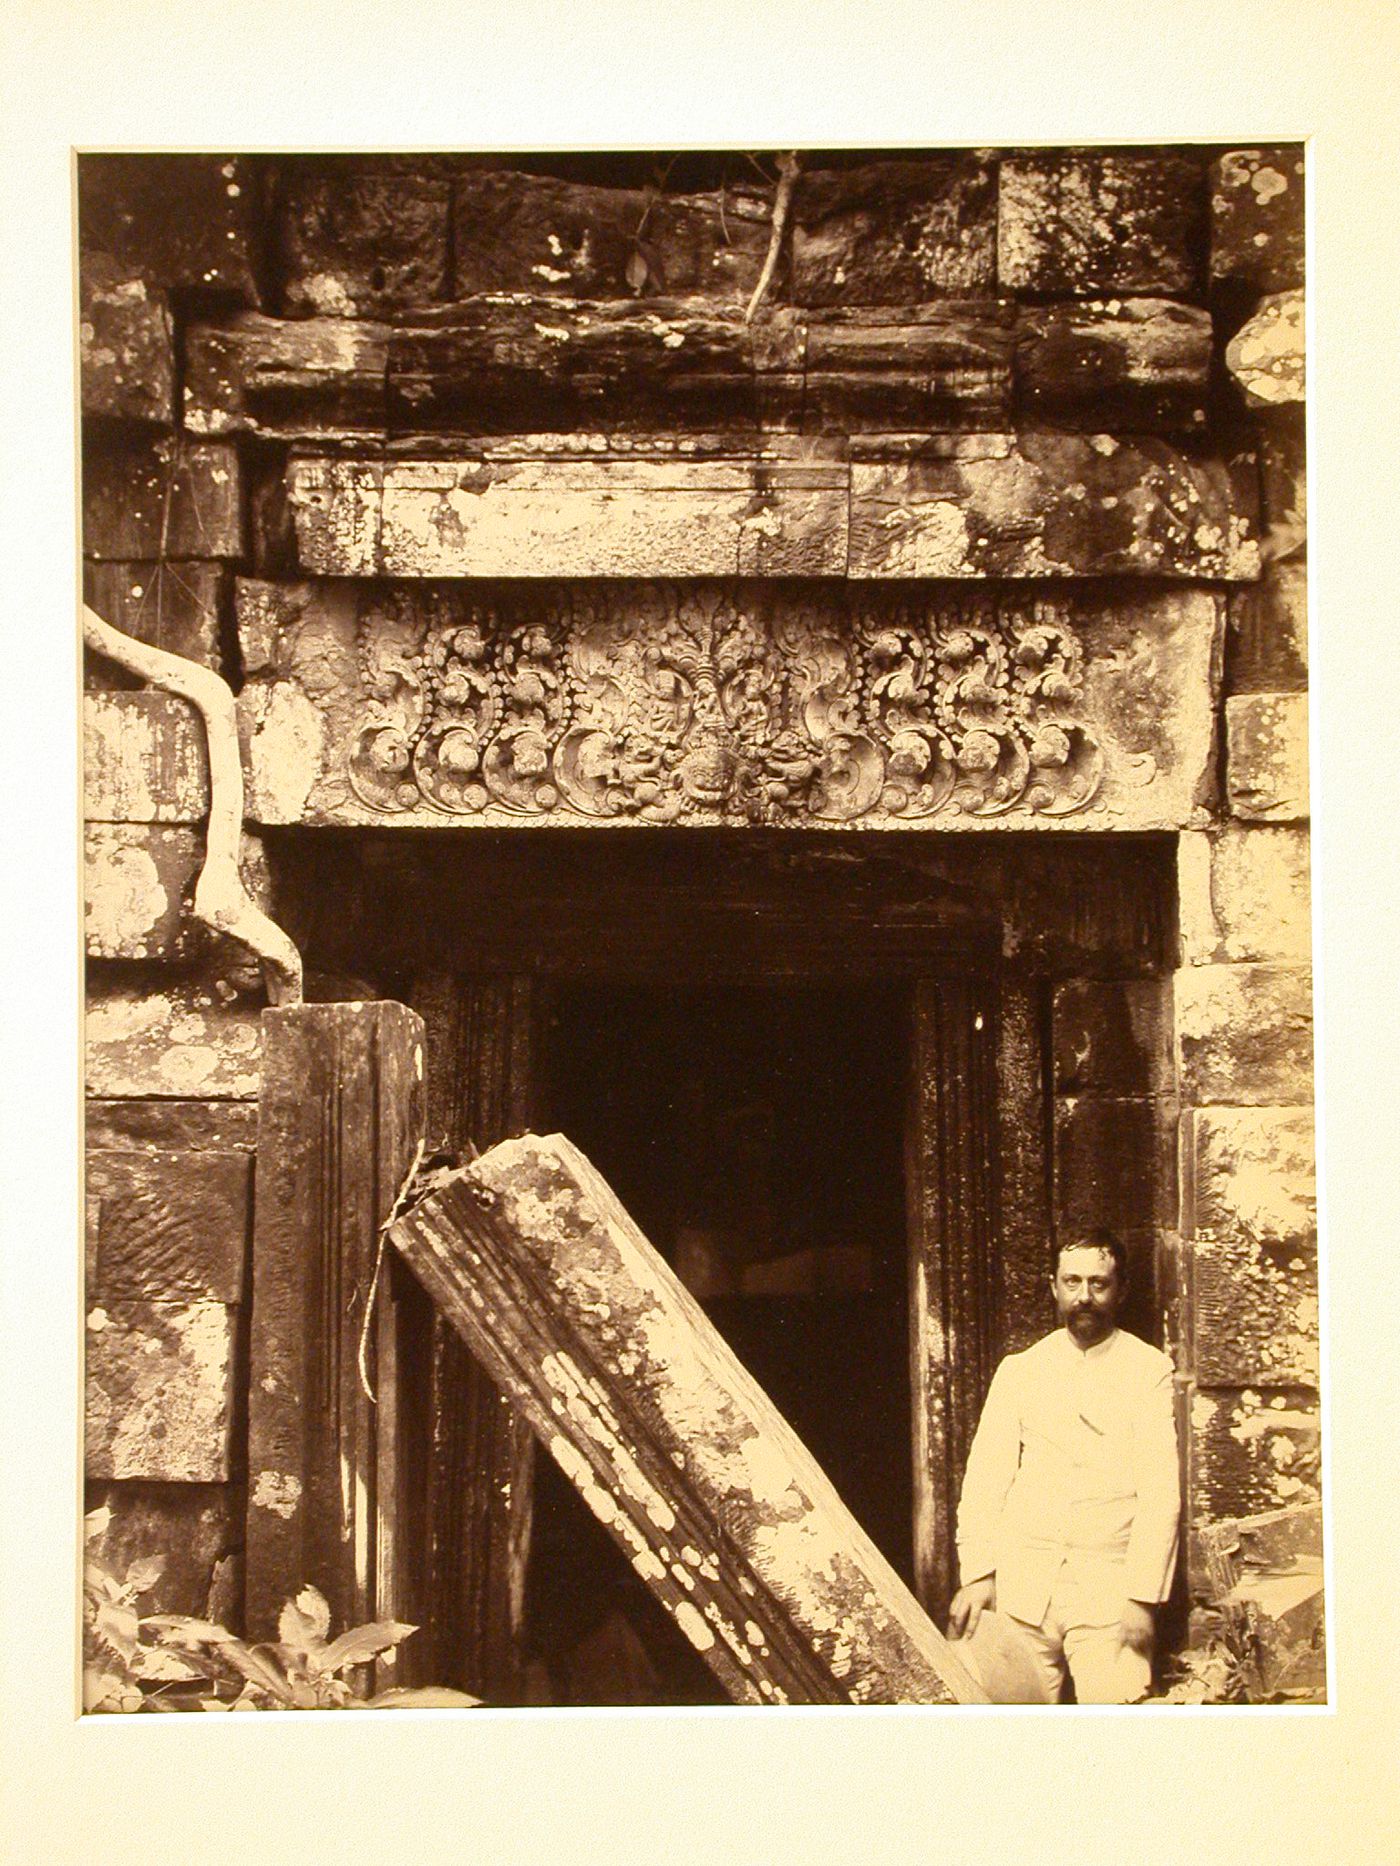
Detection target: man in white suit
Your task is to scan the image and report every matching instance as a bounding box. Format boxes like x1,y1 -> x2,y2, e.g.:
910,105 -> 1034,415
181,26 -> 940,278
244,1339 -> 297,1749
946,1229 -> 1180,1704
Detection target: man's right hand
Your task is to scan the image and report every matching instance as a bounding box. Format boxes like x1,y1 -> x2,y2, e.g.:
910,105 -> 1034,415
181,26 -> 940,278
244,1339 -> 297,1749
947,1576 -> 996,1641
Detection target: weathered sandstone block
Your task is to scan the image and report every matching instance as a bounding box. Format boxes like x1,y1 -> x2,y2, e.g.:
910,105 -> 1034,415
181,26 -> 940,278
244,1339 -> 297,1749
185,313 -> 391,437
1189,1105 -> 1317,1388
85,973 -> 264,1100
1054,1098 -> 1176,1229
1015,298 -> 1211,431
1177,826 -> 1311,966
85,1299 -> 237,1482
1052,979 -> 1174,1095
1226,291 -> 1305,408
79,154 -> 264,302
1209,148 -> 1305,292
236,579 -> 1221,833
1175,963 -> 1313,1105
998,151 -> 1203,296
85,1481 -> 242,1624
84,692 -> 209,824
1189,1385 -> 1320,1521
82,431 -> 244,562
85,825 -> 200,958
848,432 -> 1258,579
1189,1105 -> 1315,1250
790,158 -> 996,304
85,1099 -> 259,1153
83,561 -> 226,686
276,158 -> 449,316
87,1147 -> 252,1303
1226,693 -> 1309,822
1258,410 -> 1306,542
1227,561 -> 1307,694
79,259 -> 174,423
452,168 -> 772,301
288,445 -> 848,580
1193,1238 -> 1317,1386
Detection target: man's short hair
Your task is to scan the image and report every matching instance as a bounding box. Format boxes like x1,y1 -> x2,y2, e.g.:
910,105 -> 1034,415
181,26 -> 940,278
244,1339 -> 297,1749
1051,1228 -> 1128,1279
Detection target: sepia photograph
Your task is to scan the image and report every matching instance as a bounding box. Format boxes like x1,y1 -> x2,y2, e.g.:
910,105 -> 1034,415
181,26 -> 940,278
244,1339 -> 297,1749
10,5 -> 1400,1861
77,139 -> 1319,1713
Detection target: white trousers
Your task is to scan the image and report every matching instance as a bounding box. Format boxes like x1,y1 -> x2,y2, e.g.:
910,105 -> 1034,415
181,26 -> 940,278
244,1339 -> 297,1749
955,1568 -> 1153,1705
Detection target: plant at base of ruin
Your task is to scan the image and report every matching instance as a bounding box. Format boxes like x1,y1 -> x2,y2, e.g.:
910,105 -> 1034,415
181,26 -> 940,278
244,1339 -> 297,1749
83,1508 -> 480,1712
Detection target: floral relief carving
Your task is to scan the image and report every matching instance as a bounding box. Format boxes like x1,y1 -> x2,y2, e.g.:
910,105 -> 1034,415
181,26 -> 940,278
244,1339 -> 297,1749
346,585 -> 1105,824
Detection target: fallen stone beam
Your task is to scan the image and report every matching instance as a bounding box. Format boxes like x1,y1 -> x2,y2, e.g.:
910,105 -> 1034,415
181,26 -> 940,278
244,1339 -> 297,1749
389,1132 -> 986,1706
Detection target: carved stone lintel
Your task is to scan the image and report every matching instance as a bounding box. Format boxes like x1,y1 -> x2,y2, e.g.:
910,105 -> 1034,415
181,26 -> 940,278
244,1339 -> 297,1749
237,579 -> 1222,833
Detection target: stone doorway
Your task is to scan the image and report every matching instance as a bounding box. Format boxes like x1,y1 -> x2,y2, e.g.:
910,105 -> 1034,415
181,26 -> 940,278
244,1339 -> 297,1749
252,823 -> 1181,1703
527,979 -> 911,1703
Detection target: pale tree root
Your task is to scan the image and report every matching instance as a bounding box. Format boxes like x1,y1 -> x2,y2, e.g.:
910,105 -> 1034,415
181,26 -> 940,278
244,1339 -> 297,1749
745,151 -> 802,325
84,604 -> 304,1004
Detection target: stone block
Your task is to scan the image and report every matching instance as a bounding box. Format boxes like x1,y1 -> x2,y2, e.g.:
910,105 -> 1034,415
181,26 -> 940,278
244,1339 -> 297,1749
1178,826 -> 1311,965
85,1099 -> 259,1153
276,159 -> 450,315
288,448 -> 849,580
1226,693 -> 1309,823
87,1148 -> 252,1303
79,258 -> 175,423
236,579 -> 1221,833
85,825 -> 199,958
1193,1230 -> 1317,1387
184,313 -> 391,437
1053,1098 -> 1176,1230
1175,963 -> 1313,1105
1015,298 -> 1211,432
1190,1104 -> 1316,1248
847,432 -> 1257,579
801,303 -> 1013,430
998,151 -> 1204,297
1209,148 -> 1305,292
452,168 -> 771,301
1258,409 -> 1306,541
1227,561 -> 1307,695
83,561 -> 226,687
85,972 -> 264,1100
1189,1385 -> 1320,1521
84,692 -> 209,824
78,154 -> 264,301
82,430 -> 244,562
1052,979 -> 1174,1095
790,157 -> 996,304
85,1299 -> 238,1482
85,1481 -> 242,1624
1226,290 -> 1305,409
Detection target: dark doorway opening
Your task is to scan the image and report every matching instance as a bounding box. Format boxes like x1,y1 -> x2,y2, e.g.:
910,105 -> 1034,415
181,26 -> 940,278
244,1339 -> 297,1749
521,980 -> 912,1705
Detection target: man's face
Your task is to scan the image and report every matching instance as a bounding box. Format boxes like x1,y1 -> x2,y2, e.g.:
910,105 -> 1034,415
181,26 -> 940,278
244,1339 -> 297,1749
1051,1245 -> 1124,1348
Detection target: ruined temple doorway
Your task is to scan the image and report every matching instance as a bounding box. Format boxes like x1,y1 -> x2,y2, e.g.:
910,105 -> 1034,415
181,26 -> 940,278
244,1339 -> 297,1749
280,827 -> 1177,1705
525,980 -> 912,1703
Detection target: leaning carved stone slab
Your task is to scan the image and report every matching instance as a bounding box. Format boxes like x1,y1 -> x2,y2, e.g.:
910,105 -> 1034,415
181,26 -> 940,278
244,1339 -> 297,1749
236,578 -> 1222,832
390,1132 -> 986,1704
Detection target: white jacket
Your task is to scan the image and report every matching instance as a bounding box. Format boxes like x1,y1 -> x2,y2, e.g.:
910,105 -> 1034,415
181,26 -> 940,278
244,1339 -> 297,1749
955,1327 -> 1180,1628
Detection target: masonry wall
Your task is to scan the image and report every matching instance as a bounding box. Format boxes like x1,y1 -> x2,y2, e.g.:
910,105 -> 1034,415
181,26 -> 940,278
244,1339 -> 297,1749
80,146 -> 1313,1662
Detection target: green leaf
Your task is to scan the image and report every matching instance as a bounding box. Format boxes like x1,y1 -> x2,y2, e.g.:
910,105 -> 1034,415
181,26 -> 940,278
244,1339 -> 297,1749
124,1556 -> 165,1596
94,1601 -> 141,1662
84,1506 -> 113,1544
144,1614 -> 239,1646
278,1595 -> 327,1660
293,1586 -> 332,1640
365,1686 -> 484,1710
318,1620 -> 417,1675
134,1646 -> 204,1684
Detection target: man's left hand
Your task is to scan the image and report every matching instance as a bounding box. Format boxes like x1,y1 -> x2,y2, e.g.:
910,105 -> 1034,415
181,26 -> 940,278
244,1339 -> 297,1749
1119,1599 -> 1156,1655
